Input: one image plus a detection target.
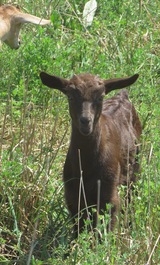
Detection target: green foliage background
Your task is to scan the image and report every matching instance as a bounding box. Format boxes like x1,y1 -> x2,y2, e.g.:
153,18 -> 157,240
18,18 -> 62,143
0,0 -> 159,264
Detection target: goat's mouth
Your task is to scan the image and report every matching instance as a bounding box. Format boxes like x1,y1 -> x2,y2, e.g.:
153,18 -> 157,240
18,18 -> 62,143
79,125 -> 93,136
5,41 -> 20,49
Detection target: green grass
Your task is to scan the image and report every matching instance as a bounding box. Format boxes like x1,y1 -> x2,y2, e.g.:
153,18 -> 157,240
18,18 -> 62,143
0,0 -> 160,264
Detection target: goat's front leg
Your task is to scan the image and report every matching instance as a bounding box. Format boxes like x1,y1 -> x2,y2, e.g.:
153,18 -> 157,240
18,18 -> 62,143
99,183 -> 120,232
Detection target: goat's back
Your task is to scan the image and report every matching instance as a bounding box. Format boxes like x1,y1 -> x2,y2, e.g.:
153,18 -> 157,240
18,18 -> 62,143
102,90 -> 142,184
103,90 -> 141,138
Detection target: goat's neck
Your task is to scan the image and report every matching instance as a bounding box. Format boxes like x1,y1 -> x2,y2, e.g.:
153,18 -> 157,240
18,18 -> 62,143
69,118 -> 107,177
0,20 -> 10,40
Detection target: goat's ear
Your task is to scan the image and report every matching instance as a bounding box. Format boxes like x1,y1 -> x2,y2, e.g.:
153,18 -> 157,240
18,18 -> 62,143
104,74 -> 139,93
14,13 -> 50,25
40,72 -> 69,94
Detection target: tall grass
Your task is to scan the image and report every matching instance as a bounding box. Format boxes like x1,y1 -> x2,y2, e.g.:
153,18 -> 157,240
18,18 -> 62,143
0,0 -> 159,264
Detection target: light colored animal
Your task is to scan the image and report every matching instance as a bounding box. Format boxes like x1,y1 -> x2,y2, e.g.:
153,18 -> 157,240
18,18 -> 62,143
40,71 -> 142,237
0,4 -> 50,49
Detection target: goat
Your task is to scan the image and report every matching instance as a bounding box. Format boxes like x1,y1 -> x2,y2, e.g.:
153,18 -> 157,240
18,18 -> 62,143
40,72 -> 142,237
0,5 -> 50,49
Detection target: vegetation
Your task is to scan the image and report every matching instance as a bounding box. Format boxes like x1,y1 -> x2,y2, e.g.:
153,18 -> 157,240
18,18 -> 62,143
0,0 -> 159,264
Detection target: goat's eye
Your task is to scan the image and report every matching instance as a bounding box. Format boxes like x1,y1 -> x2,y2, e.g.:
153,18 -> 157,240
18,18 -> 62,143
95,96 -> 103,104
68,95 -> 74,101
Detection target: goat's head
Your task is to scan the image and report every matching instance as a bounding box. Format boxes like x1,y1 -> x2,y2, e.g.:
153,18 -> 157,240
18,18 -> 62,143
40,72 -> 139,136
0,5 -> 50,49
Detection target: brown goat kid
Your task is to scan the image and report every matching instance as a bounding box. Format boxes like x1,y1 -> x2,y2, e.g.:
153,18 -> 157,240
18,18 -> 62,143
40,72 -> 142,237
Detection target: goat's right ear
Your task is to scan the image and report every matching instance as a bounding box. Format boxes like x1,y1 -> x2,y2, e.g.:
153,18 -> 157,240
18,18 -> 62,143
40,72 -> 69,94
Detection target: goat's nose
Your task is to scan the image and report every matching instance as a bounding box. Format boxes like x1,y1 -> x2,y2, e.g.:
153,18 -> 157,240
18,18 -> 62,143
80,117 -> 91,125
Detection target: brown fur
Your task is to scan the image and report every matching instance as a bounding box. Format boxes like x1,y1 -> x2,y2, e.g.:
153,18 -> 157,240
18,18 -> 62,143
40,72 -> 142,237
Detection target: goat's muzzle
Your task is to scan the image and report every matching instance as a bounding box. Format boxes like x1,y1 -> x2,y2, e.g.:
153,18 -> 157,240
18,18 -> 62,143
79,116 -> 93,136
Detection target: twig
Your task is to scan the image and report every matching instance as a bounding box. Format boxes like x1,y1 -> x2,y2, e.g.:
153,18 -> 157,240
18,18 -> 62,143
145,234 -> 160,265
148,144 -> 153,164
96,179 -> 101,226
78,149 -> 92,237
27,220 -> 39,265
78,149 -> 82,236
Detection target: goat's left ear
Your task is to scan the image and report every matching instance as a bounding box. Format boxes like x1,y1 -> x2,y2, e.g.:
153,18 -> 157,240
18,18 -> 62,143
14,13 -> 50,25
104,74 -> 139,93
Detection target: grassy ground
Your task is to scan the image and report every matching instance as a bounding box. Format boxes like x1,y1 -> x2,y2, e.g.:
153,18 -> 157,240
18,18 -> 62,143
0,0 -> 159,264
